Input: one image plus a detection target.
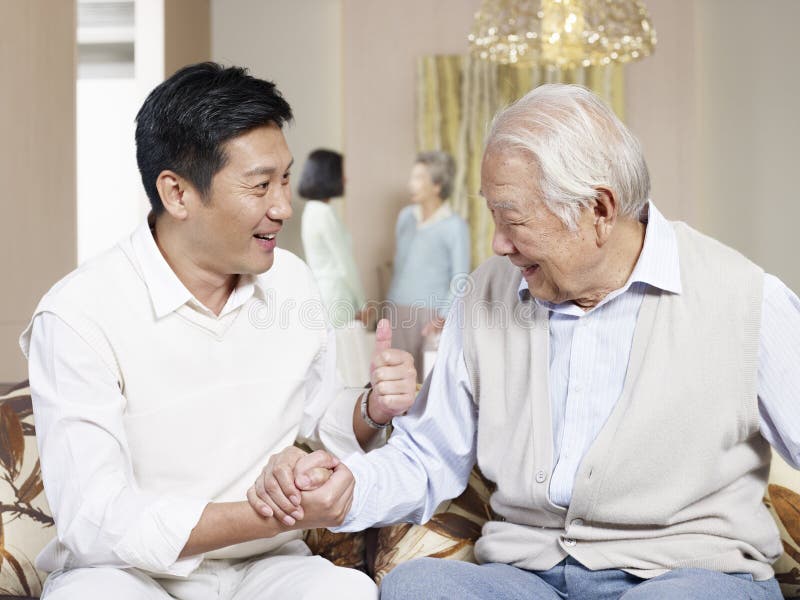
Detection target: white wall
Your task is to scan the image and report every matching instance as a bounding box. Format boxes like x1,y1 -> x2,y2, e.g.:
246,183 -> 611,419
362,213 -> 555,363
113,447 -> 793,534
0,1 -> 76,381
625,0 -> 699,225
212,0 -> 800,296
695,0 -> 800,292
78,0 -> 211,264
342,0 -> 482,300
627,0 -> 800,292
77,79 -> 146,263
211,0 -> 344,259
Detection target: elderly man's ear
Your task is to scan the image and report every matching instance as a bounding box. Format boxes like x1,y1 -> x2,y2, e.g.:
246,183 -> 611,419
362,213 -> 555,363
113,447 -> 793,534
592,187 -> 618,245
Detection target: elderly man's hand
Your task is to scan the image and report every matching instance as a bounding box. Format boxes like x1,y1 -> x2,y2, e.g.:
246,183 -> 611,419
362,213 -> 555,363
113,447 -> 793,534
247,446 -> 337,526
289,461 -> 356,530
367,318 -> 417,425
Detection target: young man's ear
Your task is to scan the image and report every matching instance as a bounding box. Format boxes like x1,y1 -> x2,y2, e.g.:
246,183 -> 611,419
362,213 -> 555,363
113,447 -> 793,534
156,171 -> 196,220
593,187 -> 618,245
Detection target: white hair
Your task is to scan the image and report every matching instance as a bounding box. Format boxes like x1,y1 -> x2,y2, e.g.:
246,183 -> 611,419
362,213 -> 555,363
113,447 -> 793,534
416,151 -> 456,200
485,84 -> 650,230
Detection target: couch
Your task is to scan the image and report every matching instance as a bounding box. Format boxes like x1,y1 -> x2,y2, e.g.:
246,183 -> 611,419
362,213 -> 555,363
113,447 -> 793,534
2,381 -> 799,598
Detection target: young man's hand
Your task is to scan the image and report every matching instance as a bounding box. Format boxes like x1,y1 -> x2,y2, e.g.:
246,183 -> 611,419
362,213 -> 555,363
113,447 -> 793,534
287,461 -> 355,529
247,446 -> 337,526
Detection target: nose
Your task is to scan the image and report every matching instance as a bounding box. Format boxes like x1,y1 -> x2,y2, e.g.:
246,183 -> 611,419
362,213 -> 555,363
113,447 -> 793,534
267,184 -> 293,221
492,225 -> 515,256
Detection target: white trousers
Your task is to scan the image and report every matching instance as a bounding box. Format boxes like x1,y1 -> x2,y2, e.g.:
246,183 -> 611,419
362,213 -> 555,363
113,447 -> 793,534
42,541 -> 377,600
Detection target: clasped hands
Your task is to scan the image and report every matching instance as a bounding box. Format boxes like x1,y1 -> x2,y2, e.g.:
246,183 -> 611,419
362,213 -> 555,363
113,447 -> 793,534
246,445 -> 352,529
246,318 -> 416,529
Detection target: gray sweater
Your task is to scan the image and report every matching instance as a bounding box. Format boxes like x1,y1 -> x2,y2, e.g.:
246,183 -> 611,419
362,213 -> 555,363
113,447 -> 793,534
387,204 -> 470,312
462,222 -> 782,580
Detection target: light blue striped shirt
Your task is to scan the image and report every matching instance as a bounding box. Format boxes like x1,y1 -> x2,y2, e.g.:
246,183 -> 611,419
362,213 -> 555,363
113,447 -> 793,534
338,203 -> 800,530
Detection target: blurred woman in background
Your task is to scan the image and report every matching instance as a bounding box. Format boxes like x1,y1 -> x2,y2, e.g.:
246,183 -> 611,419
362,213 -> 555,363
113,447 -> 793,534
299,149 -> 370,386
387,151 -> 470,381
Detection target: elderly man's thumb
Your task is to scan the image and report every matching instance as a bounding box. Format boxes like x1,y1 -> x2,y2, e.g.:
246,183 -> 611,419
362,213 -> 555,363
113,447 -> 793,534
295,467 -> 333,490
294,450 -> 339,490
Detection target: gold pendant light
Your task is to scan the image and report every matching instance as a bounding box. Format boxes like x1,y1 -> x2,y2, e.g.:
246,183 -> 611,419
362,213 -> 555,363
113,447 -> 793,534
468,0 -> 656,68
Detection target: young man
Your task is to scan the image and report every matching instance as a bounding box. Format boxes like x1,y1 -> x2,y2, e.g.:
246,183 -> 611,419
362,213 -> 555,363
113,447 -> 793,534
21,62 -> 416,599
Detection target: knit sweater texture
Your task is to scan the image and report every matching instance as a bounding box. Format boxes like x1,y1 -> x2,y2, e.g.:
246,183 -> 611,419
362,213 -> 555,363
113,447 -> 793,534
462,222 -> 781,580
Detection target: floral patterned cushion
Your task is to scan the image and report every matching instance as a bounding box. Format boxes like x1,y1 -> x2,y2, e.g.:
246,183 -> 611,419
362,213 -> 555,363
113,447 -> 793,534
303,528 -> 367,572
371,467 -> 494,584
766,450 -> 800,598
0,382 -> 52,598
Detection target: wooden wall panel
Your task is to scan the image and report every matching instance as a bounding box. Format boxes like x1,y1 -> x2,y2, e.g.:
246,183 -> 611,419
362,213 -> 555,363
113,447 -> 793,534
0,0 -> 77,381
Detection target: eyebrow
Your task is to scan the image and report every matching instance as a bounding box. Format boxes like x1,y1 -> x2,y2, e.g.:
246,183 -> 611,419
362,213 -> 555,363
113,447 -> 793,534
487,200 -> 517,210
243,158 -> 294,178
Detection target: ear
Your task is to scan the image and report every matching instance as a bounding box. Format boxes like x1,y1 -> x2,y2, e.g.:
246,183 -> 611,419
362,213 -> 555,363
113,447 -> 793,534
155,170 -> 198,221
593,187 -> 618,245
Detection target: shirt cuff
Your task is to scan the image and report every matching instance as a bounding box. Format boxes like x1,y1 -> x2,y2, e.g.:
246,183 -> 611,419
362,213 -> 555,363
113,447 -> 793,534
317,386 -> 369,458
330,451 -> 376,532
113,495 -> 209,577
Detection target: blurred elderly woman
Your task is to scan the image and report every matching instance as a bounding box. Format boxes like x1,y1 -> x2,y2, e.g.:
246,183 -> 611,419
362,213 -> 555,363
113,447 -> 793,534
387,151 -> 470,380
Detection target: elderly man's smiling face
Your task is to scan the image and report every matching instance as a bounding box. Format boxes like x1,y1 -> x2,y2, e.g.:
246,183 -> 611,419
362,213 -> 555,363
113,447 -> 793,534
482,147 -> 610,307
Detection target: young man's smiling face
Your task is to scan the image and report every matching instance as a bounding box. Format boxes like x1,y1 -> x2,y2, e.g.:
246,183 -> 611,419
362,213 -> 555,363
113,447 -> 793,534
184,122 -> 294,278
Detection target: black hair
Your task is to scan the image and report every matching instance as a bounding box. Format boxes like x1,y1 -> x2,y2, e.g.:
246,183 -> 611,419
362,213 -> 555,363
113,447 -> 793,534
135,62 -> 293,214
297,149 -> 344,200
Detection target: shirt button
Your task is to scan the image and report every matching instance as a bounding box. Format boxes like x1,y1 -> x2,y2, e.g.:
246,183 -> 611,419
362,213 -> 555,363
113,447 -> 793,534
535,470 -> 547,483
571,518 -> 584,527
563,537 -> 577,547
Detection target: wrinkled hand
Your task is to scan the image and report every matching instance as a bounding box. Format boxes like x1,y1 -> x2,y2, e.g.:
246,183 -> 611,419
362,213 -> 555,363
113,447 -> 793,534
367,318 -> 417,425
289,461 -> 356,530
247,446 -> 337,526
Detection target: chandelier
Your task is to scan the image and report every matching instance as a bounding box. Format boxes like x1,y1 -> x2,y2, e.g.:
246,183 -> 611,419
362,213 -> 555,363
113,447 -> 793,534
468,0 -> 656,68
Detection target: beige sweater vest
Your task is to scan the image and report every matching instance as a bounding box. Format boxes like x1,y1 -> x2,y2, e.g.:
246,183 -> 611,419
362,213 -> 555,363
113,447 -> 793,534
462,222 -> 782,580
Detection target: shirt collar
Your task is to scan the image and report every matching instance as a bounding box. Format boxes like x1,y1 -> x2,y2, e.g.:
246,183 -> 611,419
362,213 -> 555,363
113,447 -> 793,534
130,218 -> 193,318
625,201 -> 682,295
516,201 -> 682,308
413,201 -> 453,229
130,216 -> 263,319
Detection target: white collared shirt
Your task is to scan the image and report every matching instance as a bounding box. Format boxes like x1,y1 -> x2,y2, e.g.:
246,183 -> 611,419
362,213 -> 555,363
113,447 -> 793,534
412,201 -> 454,229
301,200 -> 366,323
23,222 -> 363,576
337,202 -> 800,530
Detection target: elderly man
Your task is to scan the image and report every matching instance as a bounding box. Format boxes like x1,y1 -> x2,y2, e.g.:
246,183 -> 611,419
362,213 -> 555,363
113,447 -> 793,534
252,84 -> 799,599
20,63 -> 416,599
